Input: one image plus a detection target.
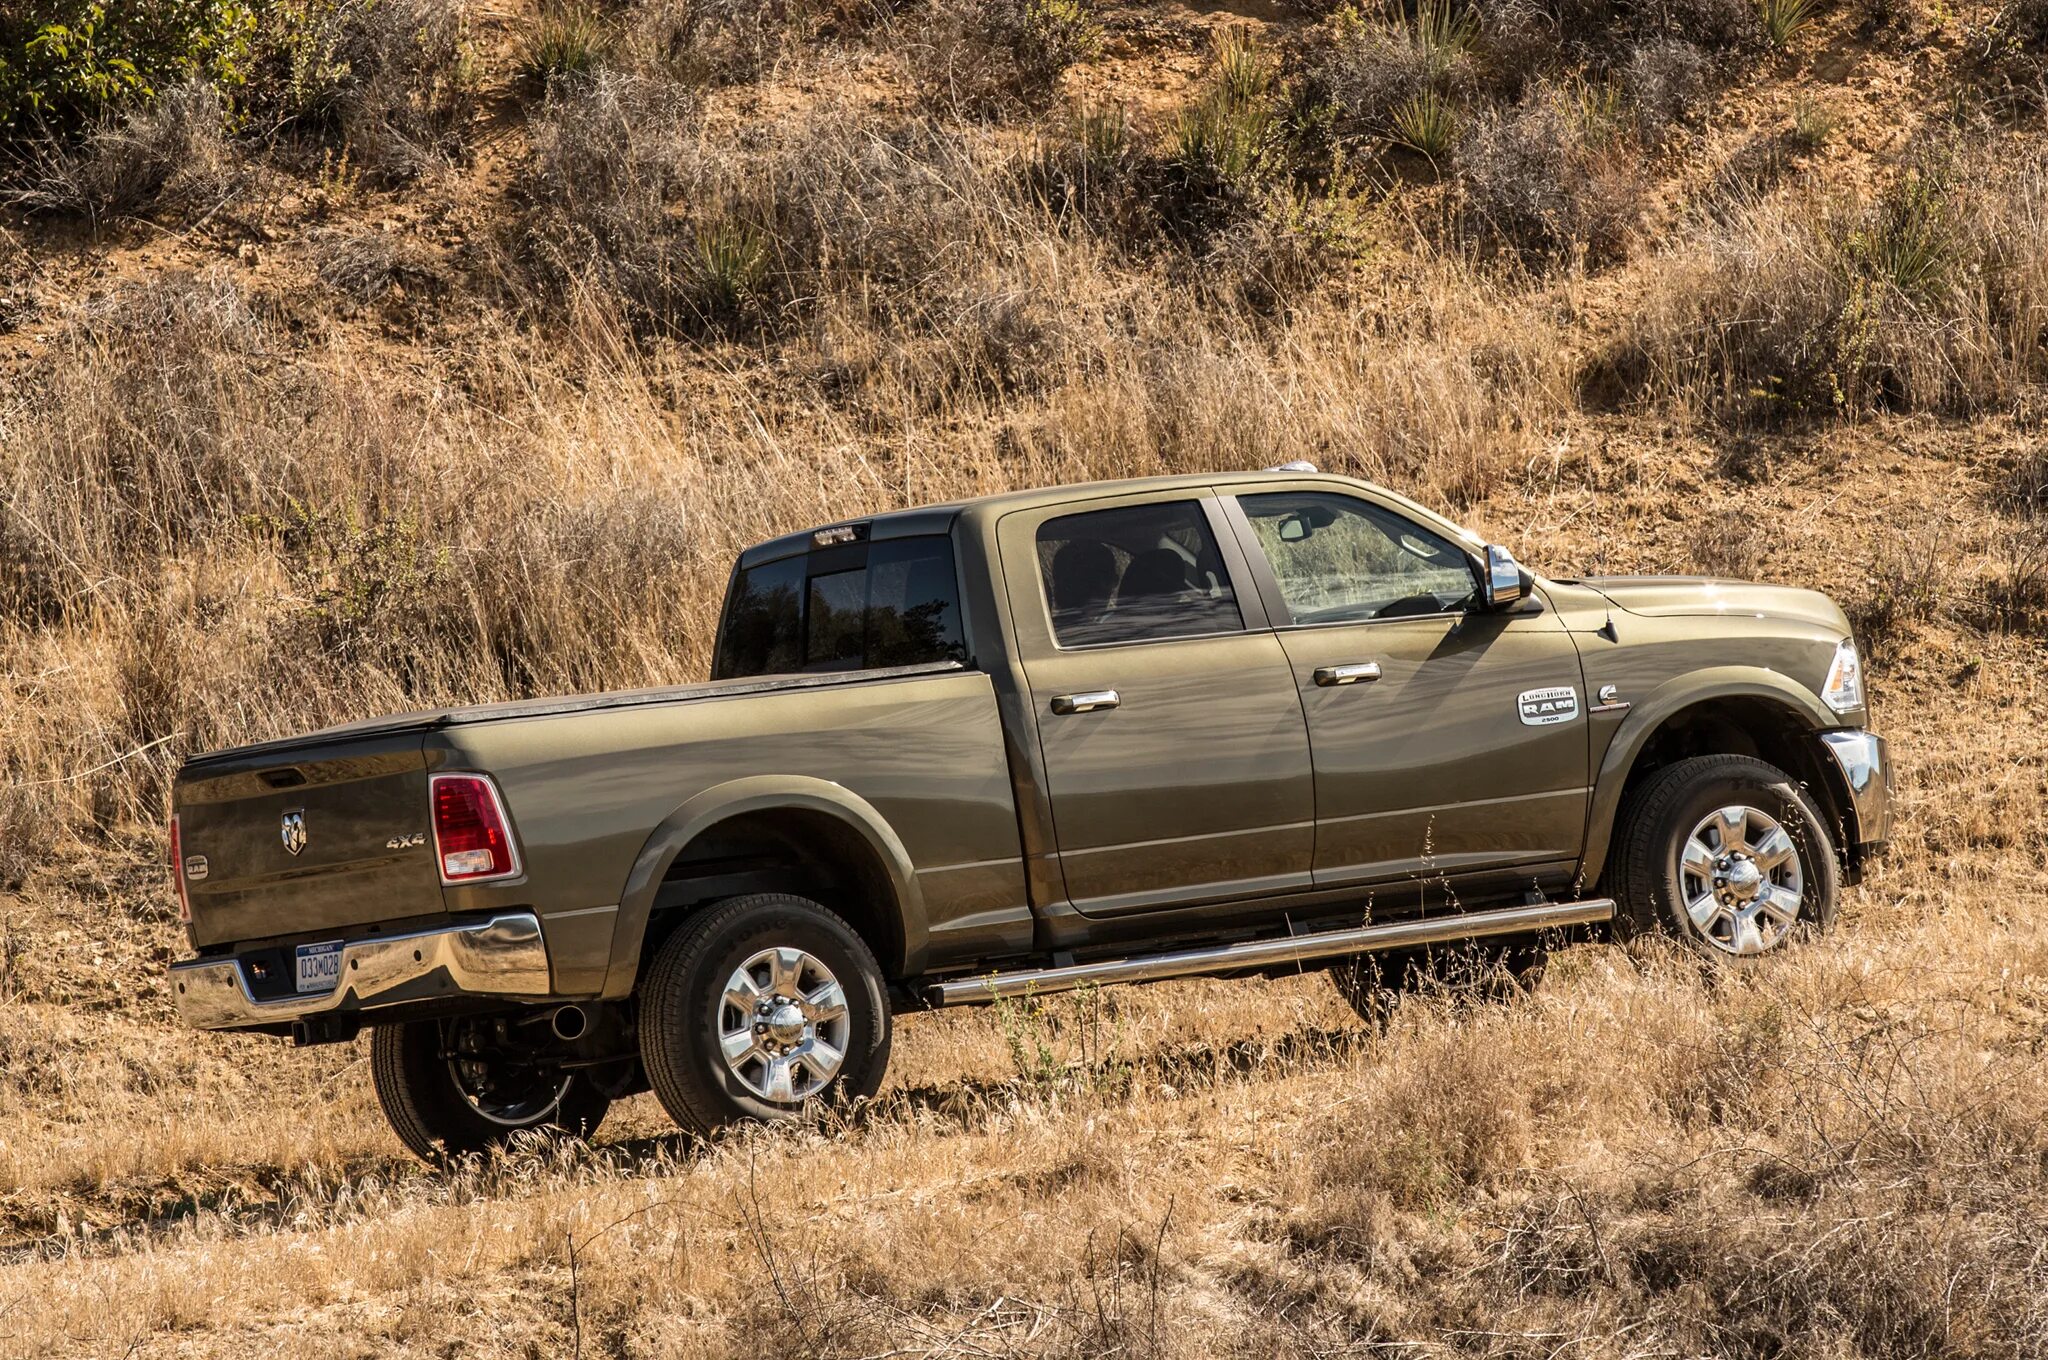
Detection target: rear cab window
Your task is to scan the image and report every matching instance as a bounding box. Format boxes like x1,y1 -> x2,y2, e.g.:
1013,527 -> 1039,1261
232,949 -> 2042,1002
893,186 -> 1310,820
714,533 -> 968,680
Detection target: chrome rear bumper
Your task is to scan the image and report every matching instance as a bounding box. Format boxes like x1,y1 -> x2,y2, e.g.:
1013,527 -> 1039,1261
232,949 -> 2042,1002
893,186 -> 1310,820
170,913 -> 553,1031
1820,729 -> 1892,852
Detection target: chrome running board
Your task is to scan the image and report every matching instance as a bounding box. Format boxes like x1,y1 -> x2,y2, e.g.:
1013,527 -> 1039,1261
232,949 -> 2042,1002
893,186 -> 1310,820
925,898 -> 1614,1007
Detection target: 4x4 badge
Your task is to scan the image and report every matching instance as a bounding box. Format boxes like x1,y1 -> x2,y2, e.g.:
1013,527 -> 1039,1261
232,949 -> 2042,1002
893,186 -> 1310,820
281,809 -> 307,856
1517,686 -> 1580,726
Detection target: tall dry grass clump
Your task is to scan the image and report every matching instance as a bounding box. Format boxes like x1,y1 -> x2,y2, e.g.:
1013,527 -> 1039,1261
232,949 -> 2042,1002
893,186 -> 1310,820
1608,146 -> 2048,421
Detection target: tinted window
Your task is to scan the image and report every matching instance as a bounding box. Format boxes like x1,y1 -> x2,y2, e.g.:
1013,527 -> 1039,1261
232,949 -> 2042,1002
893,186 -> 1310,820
1036,501 -> 1243,647
714,555 -> 803,677
1238,492 -> 1476,624
714,535 -> 966,679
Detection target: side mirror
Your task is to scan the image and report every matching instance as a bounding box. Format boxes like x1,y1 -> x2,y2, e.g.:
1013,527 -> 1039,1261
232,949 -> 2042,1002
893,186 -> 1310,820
1480,544 -> 1531,610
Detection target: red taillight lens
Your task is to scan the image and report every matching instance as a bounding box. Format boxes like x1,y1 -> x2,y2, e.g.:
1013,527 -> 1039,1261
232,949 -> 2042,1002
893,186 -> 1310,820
169,814 -> 192,922
431,774 -> 521,883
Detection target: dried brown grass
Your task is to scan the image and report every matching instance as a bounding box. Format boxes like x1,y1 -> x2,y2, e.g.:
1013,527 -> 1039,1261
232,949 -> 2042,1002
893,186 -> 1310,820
2,8 -> 2047,1354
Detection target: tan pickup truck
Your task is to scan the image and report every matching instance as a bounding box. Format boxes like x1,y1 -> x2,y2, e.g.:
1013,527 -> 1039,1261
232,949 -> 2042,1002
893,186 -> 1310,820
167,469 -> 1891,1159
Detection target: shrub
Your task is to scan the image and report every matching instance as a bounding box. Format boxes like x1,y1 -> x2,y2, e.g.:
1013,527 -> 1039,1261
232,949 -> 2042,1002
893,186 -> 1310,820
249,0 -> 475,181
517,2 -> 609,90
312,225 -> 445,306
1621,38 -> 1711,141
0,0 -> 257,130
1306,0 -> 1476,146
622,0 -> 776,85
5,77 -> 235,221
1164,28 -> 1281,236
1963,0 -> 2048,110
1457,85 -> 1645,264
921,0 -> 1100,115
517,67 -> 704,323
1607,148 -> 2048,422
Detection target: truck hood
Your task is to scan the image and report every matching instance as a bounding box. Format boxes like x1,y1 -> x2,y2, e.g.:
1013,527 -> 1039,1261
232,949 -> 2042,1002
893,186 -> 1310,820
1578,577 -> 1850,634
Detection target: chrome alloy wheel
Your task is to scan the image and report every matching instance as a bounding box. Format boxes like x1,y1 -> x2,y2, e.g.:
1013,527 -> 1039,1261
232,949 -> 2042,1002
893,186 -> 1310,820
717,946 -> 851,1103
1678,804 -> 1806,957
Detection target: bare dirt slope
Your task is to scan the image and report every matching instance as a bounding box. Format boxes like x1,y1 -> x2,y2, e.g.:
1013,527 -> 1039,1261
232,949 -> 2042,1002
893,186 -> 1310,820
2,0 -> 2046,1354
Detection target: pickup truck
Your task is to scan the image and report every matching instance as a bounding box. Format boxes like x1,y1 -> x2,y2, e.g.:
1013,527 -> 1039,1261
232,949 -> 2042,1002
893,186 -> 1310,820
167,469 -> 1892,1160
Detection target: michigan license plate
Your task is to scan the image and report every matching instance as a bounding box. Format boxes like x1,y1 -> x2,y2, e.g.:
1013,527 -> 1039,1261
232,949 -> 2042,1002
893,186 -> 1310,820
295,940 -> 344,994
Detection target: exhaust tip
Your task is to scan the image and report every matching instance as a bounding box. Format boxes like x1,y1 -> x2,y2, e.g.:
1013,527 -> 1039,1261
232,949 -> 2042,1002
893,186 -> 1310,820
549,1005 -> 589,1042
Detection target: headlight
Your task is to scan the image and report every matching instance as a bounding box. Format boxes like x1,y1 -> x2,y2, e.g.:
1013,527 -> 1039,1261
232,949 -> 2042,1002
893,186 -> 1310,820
1822,637 -> 1865,715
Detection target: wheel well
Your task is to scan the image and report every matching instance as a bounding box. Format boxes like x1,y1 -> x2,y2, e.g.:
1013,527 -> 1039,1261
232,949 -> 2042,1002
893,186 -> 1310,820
643,808 -> 905,979
1621,697 -> 1849,847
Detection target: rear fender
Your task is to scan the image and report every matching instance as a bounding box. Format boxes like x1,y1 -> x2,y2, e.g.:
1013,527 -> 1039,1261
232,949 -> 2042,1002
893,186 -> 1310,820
601,776 -> 926,998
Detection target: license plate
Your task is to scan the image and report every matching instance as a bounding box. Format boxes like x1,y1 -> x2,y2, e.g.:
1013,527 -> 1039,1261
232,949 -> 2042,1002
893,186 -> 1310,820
295,940 -> 344,994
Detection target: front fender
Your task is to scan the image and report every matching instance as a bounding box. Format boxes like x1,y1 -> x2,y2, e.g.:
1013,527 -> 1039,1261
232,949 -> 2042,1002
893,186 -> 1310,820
1580,667 -> 1834,890
600,775 -> 928,998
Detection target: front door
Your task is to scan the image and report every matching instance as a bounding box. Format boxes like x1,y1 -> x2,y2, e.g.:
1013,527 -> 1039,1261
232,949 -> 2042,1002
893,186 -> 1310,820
1225,488 -> 1590,900
999,494 -> 1315,918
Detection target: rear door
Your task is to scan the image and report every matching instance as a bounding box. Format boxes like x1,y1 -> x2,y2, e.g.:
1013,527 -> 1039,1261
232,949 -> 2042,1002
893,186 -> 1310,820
997,493 -> 1315,917
1222,487 -> 1589,898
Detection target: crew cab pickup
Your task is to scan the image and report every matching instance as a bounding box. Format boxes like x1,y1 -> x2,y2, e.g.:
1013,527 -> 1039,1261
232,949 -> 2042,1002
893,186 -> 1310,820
168,470 -> 1891,1159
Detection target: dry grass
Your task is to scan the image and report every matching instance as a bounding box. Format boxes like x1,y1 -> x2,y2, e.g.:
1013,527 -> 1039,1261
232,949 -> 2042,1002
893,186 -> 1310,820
2,0 -> 2048,1353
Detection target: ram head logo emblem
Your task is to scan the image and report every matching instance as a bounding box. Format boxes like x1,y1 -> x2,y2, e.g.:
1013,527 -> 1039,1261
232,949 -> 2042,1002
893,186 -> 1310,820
281,809 -> 308,857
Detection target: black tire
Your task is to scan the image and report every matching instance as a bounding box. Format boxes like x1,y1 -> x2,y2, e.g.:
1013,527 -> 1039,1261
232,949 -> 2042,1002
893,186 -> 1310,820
1330,940 -> 1545,1025
637,892 -> 892,1138
1605,753 -> 1840,962
371,1017 -> 611,1163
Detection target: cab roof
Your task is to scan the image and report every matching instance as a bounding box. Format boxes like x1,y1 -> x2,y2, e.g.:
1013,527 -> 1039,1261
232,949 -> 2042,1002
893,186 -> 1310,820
735,469 -> 1458,570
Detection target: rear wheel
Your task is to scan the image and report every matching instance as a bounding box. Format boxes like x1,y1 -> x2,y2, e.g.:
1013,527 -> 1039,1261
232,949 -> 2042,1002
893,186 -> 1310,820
637,893 -> 892,1138
371,1016 -> 611,1162
1606,754 -> 1839,961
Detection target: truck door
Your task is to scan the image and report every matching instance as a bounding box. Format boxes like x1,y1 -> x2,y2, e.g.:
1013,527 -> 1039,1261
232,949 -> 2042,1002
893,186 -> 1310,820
1221,487 -> 1590,901
996,493 -> 1315,918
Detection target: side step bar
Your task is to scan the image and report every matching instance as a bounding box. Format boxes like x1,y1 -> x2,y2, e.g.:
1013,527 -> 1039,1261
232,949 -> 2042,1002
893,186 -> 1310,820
925,898 -> 1614,1007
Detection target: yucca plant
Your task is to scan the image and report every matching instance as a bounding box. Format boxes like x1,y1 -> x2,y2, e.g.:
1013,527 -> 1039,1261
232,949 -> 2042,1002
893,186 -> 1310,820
1389,89 -> 1459,164
1212,26 -> 1274,107
1845,171 -> 1959,301
1398,0 -> 1479,79
1759,0 -> 1821,48
690,218 -> 771,323
518,2 -> 608,88
1172,31 -> 1276,185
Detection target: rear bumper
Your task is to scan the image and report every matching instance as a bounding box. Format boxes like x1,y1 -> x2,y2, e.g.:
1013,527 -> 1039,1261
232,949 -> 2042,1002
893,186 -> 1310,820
170,913 -> 553,1032
1820,729 -> 1892,855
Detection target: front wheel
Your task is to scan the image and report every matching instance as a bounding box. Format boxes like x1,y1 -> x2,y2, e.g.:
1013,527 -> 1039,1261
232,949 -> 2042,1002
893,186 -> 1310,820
1606,753 -> 1840,961
370,1017 -> 611,1162
637,893 -> 892,1138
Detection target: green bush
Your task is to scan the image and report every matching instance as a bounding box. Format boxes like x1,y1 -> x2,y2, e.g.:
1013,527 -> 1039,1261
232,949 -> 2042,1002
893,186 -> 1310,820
0,1 -> 257,129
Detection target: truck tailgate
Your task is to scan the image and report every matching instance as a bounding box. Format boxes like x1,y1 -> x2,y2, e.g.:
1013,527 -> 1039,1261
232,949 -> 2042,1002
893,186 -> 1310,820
175,730 -> 447,949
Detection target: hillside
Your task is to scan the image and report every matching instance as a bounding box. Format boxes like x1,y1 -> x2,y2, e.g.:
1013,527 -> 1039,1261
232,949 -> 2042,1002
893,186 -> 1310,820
2,0 -> 2046,1354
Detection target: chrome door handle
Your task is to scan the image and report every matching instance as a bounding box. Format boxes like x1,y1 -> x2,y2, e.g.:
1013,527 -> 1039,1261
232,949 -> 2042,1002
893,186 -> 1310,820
1314,662 -> 1382,687
1050,690 -> 1121,715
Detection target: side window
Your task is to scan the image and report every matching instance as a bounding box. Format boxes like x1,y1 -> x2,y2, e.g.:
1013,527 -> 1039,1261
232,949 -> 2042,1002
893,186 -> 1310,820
865,537 -> 967,667
1238,492 -> 1477,624
714,535 -> 966,678
1036,501 -> 1244,647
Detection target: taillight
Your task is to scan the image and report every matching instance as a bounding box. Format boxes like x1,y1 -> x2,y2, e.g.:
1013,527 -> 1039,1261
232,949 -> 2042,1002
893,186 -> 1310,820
169,814 -> 192,922
431,774 -> 522,884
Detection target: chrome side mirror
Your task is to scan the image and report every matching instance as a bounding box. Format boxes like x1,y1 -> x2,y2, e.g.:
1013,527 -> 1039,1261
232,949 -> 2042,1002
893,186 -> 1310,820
1481,544 -> 1530,610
